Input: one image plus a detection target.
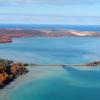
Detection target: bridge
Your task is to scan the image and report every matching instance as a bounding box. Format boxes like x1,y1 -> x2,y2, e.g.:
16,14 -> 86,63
29,61 -> 100,67
29,64 -> 96,67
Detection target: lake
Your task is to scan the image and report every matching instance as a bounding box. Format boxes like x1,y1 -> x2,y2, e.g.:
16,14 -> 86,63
0,37 -> 100,100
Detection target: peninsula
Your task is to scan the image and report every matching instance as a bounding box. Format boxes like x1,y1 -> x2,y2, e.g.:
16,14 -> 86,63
0,28 -> 100,43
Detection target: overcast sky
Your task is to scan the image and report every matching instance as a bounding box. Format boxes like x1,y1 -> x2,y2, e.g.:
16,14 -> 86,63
0,0 -> 100,25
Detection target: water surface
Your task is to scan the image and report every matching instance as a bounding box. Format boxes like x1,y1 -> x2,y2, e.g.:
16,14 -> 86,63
0,37 -> 100,100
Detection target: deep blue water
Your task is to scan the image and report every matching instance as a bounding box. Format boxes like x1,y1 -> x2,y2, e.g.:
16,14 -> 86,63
0,37 -> 100,100
0,24 -> 100,31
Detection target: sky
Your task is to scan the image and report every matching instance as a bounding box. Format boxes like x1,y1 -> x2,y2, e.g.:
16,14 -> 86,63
0,0 -> 100,25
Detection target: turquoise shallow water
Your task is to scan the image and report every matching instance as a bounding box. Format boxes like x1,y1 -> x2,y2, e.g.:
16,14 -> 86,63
0,37 -> 100,100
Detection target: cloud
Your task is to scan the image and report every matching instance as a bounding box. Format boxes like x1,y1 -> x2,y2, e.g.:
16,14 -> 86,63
0,0 -> 99,6
0,14 -> 100,25
0,0 -> 99,24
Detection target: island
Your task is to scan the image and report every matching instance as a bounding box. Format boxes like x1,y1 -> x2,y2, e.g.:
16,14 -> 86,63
0,28 -> 100,43
0,59 -> 28,88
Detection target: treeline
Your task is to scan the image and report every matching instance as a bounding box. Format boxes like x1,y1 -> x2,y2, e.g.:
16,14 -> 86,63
0,59 -> 28,88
